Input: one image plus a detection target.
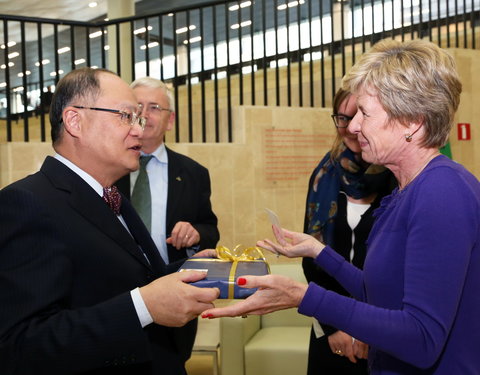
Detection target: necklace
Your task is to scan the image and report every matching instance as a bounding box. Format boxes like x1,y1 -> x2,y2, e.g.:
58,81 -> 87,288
399,152 -> 440,191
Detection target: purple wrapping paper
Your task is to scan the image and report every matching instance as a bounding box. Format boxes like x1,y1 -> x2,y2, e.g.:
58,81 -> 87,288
178,258 -> 270,299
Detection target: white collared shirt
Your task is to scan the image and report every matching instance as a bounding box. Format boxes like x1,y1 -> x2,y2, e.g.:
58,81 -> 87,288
54,153 -> 153,328
130,143 -> 169,264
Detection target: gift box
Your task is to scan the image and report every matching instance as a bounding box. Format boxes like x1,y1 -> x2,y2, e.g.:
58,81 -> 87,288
178,246 -> 270,299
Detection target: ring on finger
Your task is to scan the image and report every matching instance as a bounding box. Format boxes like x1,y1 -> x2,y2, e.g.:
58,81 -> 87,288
335,349 -> 343,356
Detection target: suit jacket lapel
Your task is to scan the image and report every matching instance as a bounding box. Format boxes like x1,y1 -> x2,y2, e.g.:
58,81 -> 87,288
166,147 -> 185,230
121,198 -> 166,275
115,174 -> 131,199
41,157 -> 153,271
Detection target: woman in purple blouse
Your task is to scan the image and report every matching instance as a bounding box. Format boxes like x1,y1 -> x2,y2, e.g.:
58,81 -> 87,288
202,39 -> 480,374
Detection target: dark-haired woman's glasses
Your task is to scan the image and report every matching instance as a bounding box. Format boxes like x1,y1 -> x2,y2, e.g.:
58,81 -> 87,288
331,114 -> 354,128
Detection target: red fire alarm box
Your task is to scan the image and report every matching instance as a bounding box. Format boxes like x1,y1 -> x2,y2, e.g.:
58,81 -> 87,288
457,123 -> 471,141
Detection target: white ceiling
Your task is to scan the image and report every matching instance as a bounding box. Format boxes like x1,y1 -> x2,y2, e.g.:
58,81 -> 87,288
0,0 -> 213,87
0,0 -> 109,22
0,0 -> 204,41
0,0 -> 111,44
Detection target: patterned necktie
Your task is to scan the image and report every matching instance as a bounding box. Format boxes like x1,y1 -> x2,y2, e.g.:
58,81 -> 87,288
131,155 -> 154,231
103,185 -> 122,215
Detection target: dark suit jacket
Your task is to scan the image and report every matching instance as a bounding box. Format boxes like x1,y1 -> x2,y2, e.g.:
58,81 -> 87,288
117,146 -> 219,262
117,146 -> 219,362
0,156 -> 186,375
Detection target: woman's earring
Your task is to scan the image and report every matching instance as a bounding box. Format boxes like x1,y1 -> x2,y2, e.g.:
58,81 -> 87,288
405,125 -> 420,143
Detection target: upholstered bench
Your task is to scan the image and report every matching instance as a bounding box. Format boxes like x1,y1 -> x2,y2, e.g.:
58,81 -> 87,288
220,262 -> 316,375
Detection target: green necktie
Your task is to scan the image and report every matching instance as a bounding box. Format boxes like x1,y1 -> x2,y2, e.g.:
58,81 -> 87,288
131,155 -> 154,231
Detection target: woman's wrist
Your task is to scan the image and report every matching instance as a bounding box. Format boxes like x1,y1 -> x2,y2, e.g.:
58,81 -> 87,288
295,282 -> 309,307
310,241 -> 325,258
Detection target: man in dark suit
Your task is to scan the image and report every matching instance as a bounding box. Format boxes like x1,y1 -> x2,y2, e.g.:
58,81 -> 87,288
116,77 -> 219,363
0,67 -> 219,375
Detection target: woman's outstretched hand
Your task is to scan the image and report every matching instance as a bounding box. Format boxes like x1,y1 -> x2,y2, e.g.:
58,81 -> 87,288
257,226 -> 325,259
201,274 -> 308,318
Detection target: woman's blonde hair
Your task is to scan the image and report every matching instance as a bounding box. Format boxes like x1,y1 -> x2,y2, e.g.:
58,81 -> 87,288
342,39 -> 462,148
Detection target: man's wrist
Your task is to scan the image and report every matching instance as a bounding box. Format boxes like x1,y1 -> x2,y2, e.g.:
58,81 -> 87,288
130,287 -> 153,328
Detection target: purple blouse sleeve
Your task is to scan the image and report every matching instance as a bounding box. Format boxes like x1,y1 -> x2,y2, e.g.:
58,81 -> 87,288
312,245 -> 366,300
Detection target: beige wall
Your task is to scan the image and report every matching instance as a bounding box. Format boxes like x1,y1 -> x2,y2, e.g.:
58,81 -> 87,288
170,106 -> 335,264
0,141 -> 54,187
450,48 -> 480,176
1,48 -> 479,264
0,106 -> 333,265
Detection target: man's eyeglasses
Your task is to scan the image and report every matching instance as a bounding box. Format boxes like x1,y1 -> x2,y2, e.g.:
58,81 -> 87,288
142,104 -> 173,114
73,106 -> 147,130
331,114 -> 354,128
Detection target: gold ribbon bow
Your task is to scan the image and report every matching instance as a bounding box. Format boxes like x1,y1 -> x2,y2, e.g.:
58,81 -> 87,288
216,245 -> 266,262
216,245 -> 267,299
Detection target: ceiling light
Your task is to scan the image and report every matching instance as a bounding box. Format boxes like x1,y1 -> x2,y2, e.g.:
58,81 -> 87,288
18,70 -> 31,77
74,58 -> 86,65
57,47 -> 71,54
89,30 -> 107,39
167,13 -> 174,17
89,31 -> 102,38
50,70 -> 64,77
231,20 -> 252,29
140,42 -> 159,50
183,36 -> 202,45
1,41 -> 16,49
278,0 -> 305,10
89,2 -> 98,7
8,52 -> 19,59
133,26 -> 153,35
0,82 -> 6,88
229,1 -> 252,11
35,59 -> 50,66
1,62 -> 14,69
104,45 -> 110,50
176,25 -> 196,34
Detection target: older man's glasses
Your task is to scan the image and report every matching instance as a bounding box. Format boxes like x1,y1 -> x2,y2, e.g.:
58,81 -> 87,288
331,114 -> 354,128
143,104 -> 173,114
73,106 -> 146,130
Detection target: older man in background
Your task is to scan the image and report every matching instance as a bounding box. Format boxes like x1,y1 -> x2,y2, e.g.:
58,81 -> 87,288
117,76 -> 219,363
